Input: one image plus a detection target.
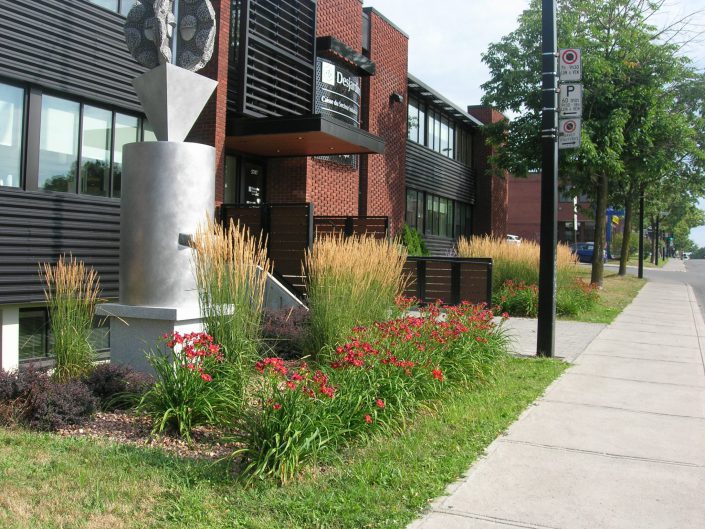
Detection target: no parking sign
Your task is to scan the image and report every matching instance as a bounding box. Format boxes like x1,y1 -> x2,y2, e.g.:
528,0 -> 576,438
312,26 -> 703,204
559,48 -> 582,81
559,118 -> 581,149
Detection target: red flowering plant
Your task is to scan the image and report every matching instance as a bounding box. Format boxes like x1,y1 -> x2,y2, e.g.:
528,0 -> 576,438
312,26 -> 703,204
235,357 -> 356,483
139,331 -> 236,441
236,297 -> 508,482
493,279 -> 539,317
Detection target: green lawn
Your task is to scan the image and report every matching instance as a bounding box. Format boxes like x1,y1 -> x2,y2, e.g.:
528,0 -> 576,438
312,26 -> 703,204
0,357 -> 566,529
566,268 -> 646,324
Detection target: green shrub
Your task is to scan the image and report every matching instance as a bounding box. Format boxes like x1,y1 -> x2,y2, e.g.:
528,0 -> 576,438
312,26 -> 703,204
401,224 -> 430,256
305,235 -> 408,357
40,256 -> 101,382
494,277 -> 599,318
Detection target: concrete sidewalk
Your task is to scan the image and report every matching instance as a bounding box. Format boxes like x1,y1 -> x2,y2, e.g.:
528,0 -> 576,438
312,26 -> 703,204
410,280 -> 705,529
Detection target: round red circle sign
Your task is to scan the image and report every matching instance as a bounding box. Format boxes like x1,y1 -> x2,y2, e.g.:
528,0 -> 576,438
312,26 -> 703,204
562,49 -> 578,65
563,120 -> 576,133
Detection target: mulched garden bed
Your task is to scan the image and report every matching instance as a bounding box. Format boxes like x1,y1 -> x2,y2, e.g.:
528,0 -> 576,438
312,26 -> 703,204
57,411 -> 236,460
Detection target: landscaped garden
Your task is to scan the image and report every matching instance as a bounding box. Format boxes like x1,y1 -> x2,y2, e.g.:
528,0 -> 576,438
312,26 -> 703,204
458,235 -> 645,323
4,226 -> 645,528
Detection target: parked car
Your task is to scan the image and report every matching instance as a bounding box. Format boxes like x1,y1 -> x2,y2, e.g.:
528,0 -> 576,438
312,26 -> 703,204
506,234 -> 522,245
570,242 -> 607,263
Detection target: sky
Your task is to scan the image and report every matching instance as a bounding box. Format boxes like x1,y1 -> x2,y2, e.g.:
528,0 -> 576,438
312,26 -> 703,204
362,0 -> 705,246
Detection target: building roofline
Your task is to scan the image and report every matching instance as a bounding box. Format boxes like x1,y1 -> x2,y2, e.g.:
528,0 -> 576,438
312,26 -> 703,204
362,7 -> 410,39
408,73 -> 484,128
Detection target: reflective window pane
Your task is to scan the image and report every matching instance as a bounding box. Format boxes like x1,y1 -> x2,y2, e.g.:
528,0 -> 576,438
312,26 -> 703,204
120,0 -> 137,15
19,308 -> 49,361
39,96 -> 80,192
89,0 -> 119,10
81,106 -> 112,196
0,83 -> 24,188
142,121 -> 158,142
112,113 -> 139,198
408,99 -> 419,142
440,118 -> 449,157
418,105 -> 425,146
406,188 -> 417,227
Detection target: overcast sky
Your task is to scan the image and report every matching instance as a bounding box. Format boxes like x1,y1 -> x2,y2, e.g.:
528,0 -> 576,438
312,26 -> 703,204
362,0 -> 705,246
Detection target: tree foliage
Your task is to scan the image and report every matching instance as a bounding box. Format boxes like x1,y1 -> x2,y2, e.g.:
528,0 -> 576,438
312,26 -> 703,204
481,0 -> 705,284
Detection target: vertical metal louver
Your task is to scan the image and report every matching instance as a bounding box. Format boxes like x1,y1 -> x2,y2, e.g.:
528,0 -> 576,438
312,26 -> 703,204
229,0 -> 316,117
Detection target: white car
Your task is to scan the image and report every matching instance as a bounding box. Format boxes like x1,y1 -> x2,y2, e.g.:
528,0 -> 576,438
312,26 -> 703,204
506,234 -> 522,245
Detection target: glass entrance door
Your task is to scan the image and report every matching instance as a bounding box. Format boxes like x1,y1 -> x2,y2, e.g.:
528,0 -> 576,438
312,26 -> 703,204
224,156 -> 265,204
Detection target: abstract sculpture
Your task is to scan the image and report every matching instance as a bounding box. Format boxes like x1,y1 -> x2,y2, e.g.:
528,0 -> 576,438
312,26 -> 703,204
124,0 -> 216,72
123,0 -> 218,142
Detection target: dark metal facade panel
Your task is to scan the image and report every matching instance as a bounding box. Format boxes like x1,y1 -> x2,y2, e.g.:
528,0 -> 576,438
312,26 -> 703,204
405,141 -> 476,203
0,0 -> 144,111
0,188 -> 120,305
229,0 -> 317,117
423,234 -> 456,257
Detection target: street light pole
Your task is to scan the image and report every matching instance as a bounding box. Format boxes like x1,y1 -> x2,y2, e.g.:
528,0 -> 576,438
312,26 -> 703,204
537,0 -> 558,358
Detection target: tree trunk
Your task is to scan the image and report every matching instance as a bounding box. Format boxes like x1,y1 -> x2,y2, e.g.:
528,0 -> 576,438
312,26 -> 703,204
591,173 -> 608,286
618,188 -> 634,276
650,217 -> 656,264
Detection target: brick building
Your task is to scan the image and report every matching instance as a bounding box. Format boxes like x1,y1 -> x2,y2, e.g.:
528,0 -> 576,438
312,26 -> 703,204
506,173 -> 594,243
0,0 -> 506,367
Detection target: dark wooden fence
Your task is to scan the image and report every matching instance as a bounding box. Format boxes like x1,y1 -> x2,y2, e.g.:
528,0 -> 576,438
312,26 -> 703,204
402,257 -> 493,307
221,205 -> 492,308
313,216 -> 389,239
220,203 -> 313,294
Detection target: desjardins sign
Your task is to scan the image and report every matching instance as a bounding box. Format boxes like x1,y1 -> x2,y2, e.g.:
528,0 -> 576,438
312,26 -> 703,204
315,57 -> 361,167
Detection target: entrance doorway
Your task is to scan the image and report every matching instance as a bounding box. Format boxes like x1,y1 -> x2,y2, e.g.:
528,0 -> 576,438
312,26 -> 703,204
224,155 -> 265,204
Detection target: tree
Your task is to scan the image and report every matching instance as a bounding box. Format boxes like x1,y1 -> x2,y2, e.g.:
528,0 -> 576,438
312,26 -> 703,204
481,0 -> 705,285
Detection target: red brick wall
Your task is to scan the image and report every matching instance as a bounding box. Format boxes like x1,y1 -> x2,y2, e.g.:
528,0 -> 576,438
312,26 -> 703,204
362,10 -> 408,234
316,0 -> 363,50
307,159 -> 359,215
186,0 -> 230,204
266,158 -> 308,203
467,106 -> 509,237
506,173 -> 593,242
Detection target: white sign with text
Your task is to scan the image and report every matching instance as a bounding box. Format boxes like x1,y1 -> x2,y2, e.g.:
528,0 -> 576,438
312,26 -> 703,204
559,48 -> 582,81
559,118 -> 582,149
559,83 -> 583,118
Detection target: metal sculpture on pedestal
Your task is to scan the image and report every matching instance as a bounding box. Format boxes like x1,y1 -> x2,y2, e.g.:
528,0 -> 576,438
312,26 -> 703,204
98,0 -> 219,373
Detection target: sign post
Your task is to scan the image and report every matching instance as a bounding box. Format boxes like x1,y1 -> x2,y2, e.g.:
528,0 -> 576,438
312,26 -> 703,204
537,0 -> 559,358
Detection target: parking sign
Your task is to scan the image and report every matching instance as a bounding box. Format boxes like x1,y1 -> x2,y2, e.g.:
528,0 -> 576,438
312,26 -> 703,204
559,118 -> 582,149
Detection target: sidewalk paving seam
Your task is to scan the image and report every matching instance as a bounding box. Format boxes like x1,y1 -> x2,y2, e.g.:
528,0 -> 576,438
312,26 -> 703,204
429,509 -> 560,529
579,352 -> 701,365
542,398 -> 705,420
498,439 -> 704,468
560,371 -> 705,389
588,337 -> 699,351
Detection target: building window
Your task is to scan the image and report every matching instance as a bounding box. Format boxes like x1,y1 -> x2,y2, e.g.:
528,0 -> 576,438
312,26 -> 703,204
408,98 -> 420,143
81,105 -> 113,197
455,202 -> 473,238
407,188 -> 472,239
88,0 -> 136,15
19,307 -> 110,363
0,82 -> 24,188
112,113 -> 140,198
39,96 -> 81,192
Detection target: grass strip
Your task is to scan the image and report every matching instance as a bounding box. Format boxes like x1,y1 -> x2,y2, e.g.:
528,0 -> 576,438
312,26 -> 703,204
566,269 -> 646,324
0,357 -> 566,529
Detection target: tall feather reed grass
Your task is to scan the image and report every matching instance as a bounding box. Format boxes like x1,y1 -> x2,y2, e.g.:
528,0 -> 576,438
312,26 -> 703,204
192,218 -> 271,400
305,234 -> 408,356
456,235 -> 578,289
41,256 -> 100,382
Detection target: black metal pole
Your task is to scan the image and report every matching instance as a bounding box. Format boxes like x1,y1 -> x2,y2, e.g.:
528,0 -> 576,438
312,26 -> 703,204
537,0 -> 558,358
638,189 -> 644,279
655,216 -> 660,266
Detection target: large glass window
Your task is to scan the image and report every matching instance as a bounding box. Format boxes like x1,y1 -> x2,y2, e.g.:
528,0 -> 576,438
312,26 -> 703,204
406,188 -> 419,228
39,96 -> 80,192
89,0 -> 135,14
0,83 -> 24,188
112,113 -> 139,198
408,98 -> 420,143
19,308 -> 50,362
81,105 -> 112,196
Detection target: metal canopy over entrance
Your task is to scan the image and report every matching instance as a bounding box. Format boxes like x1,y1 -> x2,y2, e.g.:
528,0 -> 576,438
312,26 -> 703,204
225,114 -> 385,157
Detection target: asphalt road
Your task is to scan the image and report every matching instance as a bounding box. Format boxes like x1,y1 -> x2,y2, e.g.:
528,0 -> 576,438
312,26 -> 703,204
603,259 -> 705,320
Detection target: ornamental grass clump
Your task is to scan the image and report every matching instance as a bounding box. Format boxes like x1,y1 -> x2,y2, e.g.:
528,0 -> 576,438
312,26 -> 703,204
234,299 -> 508,483
192,218 -> 271,401
41,256 -> 100,382
457,235 -> 597,317
305,234 -> 408,356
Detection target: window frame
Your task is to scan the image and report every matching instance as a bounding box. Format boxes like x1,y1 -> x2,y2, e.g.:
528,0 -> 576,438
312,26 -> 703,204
0,79 -> 29,190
